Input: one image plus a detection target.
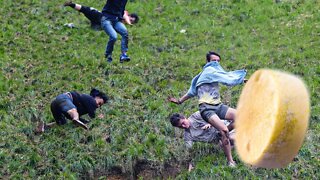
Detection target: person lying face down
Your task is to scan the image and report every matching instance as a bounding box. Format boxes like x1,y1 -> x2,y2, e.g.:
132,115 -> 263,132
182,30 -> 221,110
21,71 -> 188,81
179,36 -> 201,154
64,1 -> 139,30
170,111 -> 236,171
36,88 -> 108,133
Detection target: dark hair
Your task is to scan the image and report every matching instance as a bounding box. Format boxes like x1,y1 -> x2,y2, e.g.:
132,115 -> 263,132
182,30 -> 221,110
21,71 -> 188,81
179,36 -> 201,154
169,113 -> 184,127
129,13 -> 139,24
206,51 -> 221,62
90,88 -> 108,103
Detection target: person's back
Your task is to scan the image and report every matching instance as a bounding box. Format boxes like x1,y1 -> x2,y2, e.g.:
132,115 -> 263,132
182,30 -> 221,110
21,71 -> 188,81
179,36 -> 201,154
70,91 -> 98,118
102,0 -> 128,19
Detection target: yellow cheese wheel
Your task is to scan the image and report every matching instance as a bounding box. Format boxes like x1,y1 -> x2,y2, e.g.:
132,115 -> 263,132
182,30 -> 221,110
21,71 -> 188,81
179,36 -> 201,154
235,69 -> 310,168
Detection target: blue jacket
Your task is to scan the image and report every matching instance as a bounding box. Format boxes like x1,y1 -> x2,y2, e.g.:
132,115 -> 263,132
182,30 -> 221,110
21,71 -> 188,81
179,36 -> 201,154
187,61 -> 247,97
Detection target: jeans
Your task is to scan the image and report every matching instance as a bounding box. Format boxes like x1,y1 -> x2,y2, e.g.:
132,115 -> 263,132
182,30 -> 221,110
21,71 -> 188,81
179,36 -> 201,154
50,94 -> 76,125
101,15 -> 128,56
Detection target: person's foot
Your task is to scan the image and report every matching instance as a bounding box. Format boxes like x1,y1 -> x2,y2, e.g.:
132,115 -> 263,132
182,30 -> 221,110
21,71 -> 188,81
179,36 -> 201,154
64,1 -> 73,6
120,54 -> 130,63
35,120 -> 45,133
227,161 -> 237,167
105,54 -> 112,63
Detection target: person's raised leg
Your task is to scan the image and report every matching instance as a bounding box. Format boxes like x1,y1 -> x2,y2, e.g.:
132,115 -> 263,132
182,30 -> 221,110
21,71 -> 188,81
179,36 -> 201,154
101,18 -> 117,62
224,107 -> 236,131
114,21 -> 130,62
207,114 -> 230,146
64,2 -> 82,11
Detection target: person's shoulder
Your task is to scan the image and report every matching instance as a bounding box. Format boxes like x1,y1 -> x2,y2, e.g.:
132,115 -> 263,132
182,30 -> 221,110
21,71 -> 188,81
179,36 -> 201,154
189,111 -> 201,120
81,94 -> 94,101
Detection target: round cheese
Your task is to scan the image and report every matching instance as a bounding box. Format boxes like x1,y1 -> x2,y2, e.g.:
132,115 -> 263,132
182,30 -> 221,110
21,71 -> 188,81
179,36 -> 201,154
235,69 -> 310,168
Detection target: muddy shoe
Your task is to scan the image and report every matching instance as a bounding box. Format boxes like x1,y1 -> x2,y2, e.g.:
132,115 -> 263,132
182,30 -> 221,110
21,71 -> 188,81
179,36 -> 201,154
73,119 -> 89,130
35,120 -> 45,133
64,1 -> 74,6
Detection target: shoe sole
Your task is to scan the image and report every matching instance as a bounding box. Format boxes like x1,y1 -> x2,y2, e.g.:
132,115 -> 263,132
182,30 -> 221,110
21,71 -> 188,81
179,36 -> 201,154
120,58 -> 130,63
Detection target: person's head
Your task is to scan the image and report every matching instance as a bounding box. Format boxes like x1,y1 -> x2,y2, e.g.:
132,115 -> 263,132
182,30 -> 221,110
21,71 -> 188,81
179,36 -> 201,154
206,51 -> 221,63
90,88 -> 108,108
170,113 -> 190,129
129,13 -> 139,24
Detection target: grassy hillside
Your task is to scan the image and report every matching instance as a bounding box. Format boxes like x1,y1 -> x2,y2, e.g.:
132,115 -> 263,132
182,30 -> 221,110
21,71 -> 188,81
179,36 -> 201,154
1,0 -> 319,179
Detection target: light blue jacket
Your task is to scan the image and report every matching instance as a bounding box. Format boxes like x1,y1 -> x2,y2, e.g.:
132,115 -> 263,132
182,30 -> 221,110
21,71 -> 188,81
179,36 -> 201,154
187,61 -> 247,97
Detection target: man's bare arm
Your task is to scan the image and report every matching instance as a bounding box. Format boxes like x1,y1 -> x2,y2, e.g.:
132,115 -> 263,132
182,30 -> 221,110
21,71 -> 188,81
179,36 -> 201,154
168,93 -> 191,104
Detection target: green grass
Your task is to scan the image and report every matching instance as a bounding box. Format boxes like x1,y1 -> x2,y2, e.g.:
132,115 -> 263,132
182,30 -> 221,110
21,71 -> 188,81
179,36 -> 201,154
1,0 -> 319,179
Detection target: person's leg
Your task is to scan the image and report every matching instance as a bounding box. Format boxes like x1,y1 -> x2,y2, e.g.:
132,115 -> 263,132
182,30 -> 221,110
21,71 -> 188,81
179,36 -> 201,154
207,114 -> 229,134
224,107 -> 236,131
78,6 -> 102,25
101,17 -> 117,62
207,114 -> 230,146
114,21 -> 130,62
200,103 -> 230,146
52,101 -> 68,125
64,2 -> 81,10
219,139 -> 236,166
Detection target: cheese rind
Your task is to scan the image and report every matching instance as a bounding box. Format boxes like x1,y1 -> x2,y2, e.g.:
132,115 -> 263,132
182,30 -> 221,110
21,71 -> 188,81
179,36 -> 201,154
235,69 -> 310,168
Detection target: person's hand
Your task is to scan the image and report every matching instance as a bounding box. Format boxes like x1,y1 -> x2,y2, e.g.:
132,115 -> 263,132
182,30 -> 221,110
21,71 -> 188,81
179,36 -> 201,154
201,124 -> 212,130
188,163 -> 194,172
98,114 -> 104,119
167,96 -> 181,104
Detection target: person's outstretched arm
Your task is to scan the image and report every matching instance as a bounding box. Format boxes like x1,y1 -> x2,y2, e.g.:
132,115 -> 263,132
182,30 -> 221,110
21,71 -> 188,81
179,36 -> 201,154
123,10 -> 132,25
168,93 -> 191,105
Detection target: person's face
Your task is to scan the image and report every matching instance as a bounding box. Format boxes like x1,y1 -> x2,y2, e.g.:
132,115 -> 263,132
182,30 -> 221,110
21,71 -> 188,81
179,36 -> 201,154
95,97 -> 105,108
178,118 -> 190,129
209,54 -> 220,62
129,16 -> 136,24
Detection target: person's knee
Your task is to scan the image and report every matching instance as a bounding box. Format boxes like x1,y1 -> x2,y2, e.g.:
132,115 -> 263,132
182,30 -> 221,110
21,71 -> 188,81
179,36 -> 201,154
225,108 -> 237,120
109,35 -> 117,42
120,31 -> 128,38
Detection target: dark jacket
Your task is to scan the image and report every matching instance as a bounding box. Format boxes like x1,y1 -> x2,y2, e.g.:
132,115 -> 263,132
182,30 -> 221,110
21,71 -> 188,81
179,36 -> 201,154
71,91 -> 98,118
102,0 -> 128,19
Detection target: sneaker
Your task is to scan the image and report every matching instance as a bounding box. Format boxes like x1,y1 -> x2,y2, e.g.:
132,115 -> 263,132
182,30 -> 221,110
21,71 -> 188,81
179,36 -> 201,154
64,1 -> 73,6
120,54 -> 130,63
227,161 -> 237,167
105,54 -> 112,63
35,120 -> 45,133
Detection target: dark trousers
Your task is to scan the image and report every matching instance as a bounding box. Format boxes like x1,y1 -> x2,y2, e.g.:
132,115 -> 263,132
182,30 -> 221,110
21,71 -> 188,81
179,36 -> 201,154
79,6 -> 102,28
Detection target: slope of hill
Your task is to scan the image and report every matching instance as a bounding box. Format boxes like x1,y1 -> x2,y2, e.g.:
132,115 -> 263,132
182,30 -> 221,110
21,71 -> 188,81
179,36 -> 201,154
1,0 -> 319,179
